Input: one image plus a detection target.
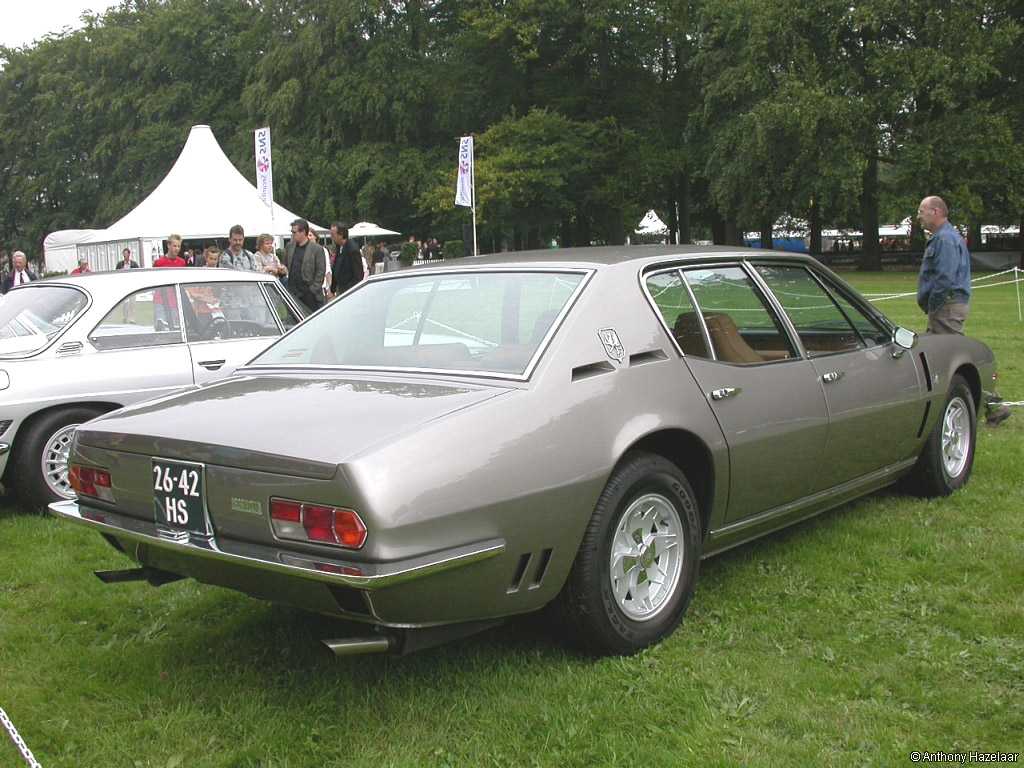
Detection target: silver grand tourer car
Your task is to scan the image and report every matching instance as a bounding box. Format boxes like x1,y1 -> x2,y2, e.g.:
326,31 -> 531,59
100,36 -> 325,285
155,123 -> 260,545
1,268 -> 304,511
49,247 -> 997,656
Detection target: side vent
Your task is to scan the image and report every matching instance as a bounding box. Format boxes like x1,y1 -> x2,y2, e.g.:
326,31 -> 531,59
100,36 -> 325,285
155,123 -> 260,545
628,349 -> 668,367
529,548 -> 553,590
919,352 -> 933,392
57,341 -> 84,356
571,361 -> 615,382
507,553 -> 533,594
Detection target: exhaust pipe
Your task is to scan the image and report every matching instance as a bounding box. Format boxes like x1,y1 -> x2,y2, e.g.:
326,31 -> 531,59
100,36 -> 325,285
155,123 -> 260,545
322,636 -> 394,656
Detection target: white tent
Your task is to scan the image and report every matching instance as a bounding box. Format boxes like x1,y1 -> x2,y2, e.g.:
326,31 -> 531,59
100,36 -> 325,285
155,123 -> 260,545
349,221 -> 400,238
44,125 -> 322,272
635,210 -> 669,236
878,217 -> 913,237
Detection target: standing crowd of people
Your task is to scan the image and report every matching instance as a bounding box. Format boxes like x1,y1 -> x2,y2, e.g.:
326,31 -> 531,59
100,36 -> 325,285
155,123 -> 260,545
3,222 -> 397,309
0,223 -> 457,298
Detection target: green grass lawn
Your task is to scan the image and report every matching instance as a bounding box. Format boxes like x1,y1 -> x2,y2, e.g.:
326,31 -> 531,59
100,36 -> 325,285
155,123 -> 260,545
1,272 -> 1021,767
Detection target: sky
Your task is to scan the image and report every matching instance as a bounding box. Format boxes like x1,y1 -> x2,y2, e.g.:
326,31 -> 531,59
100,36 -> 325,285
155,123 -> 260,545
1,0 -> 122,50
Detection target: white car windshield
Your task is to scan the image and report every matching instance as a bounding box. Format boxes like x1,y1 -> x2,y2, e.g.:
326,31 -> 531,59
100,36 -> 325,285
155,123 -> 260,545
250,271 -> 586,376
0,286 -> 88,357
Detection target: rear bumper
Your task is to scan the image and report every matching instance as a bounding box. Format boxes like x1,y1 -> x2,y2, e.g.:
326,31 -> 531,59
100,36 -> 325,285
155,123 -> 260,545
48,499 -> 505,591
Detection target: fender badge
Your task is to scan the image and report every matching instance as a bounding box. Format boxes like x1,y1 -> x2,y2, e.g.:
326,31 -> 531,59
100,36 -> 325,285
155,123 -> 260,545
598,328 -> 625,363
231,498 -> 262,516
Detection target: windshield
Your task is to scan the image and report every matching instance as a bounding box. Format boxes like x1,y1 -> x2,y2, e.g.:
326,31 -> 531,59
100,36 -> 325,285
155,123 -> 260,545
250,270 -> 587,376
0,286 -> 88,357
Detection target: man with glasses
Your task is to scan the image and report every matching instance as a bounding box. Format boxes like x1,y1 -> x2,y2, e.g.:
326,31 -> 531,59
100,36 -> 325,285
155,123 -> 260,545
285,219 -> 327,310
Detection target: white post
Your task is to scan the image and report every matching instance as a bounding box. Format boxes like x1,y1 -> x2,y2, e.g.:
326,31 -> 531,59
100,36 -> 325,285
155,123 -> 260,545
1016,266 -> 1022,322
471,142 -> 478,257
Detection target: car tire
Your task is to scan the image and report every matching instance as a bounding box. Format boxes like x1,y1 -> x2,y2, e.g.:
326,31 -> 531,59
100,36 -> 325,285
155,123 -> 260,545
14,406 -> 105,513
552,451 -> 702,655
905,374 -> 976,498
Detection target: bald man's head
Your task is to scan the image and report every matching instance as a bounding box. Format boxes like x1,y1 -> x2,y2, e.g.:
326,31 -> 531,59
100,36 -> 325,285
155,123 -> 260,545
917,195 -> 948,233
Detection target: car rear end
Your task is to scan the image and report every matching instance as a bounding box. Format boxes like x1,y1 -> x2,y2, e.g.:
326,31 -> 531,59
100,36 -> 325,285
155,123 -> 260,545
49,376 -> 515,636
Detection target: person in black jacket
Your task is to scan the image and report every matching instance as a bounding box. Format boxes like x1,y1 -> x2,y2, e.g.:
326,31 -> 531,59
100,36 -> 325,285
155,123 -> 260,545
115,248 -> 140,269
330,223 -> 364,296
2,251 -> 38,293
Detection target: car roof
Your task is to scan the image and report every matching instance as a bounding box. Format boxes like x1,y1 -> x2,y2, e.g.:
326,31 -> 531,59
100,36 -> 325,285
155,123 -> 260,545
387,245 -> 823,272
39,267 -> 280,294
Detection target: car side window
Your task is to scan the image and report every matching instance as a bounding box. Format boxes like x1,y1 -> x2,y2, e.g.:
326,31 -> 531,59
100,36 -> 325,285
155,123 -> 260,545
754,265 -> 864,356
680,266 -> 797,364
89,287 -> 183,350
814,273 -> 892,347
264,283 -> 302,330
180,282 -> 281,342
645,270 -> 711,358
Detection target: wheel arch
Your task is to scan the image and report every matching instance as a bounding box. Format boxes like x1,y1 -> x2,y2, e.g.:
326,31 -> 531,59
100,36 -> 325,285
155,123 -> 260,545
619,429 -> 716,537
952,363 -> 981,412
5,401 -> 122,478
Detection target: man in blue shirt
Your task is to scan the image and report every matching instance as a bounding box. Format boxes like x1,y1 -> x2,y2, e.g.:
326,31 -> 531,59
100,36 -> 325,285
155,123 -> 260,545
916,195 -> 1010,425
916,196 -> 971,333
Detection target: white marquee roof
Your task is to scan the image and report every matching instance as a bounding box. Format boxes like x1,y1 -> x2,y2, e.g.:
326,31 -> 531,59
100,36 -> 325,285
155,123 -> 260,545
45,125 -> 322,252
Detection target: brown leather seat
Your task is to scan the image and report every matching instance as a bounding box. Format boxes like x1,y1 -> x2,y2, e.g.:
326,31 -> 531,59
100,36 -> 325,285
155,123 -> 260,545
674,311 -> 765,364
702,313 -> 764,363
672,312 -> 711,357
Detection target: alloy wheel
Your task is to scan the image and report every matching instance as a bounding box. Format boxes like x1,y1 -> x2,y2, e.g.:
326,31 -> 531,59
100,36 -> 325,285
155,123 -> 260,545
608,493 -> 684,622
41,423 -> 81,499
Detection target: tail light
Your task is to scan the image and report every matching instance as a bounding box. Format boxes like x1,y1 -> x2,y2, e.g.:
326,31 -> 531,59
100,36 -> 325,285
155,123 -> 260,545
270,498 -> 366,549
69,464 -> 115,503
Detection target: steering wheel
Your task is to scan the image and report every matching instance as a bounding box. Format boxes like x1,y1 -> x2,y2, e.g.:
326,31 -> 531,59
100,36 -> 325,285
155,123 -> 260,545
204,317 -> 231,341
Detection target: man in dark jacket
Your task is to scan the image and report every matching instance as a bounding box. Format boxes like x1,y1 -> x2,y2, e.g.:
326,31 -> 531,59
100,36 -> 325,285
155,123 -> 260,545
330,223 -> 364,296
2,251 -> 38,293
115,248 -> 140,269
285,219 -> 327,310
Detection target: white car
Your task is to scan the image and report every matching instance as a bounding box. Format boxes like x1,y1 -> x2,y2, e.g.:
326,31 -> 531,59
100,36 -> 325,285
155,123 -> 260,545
0,268 -> 304,510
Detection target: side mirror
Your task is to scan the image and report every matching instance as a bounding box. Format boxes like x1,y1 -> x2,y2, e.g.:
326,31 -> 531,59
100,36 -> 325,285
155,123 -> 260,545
893,326 -> 917,352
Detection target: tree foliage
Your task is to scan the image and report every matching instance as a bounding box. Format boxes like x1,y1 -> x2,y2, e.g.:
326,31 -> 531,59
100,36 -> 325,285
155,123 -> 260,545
1,0 -> 1022,265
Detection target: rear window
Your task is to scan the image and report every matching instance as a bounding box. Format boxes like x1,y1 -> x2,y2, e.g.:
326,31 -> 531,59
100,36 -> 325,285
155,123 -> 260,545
250,271 -> 587,376
0,286 -> 88,357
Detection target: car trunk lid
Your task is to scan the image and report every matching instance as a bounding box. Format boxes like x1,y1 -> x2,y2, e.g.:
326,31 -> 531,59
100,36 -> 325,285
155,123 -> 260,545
76,372 -> 511,477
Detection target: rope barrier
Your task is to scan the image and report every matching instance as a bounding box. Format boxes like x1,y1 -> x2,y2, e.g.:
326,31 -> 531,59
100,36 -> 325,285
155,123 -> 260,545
865,267 -> 1024,306
0,707 -> 42,768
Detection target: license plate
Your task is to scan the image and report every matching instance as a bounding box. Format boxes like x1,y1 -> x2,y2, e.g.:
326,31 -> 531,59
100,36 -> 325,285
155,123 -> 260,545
152,458 -> 209,536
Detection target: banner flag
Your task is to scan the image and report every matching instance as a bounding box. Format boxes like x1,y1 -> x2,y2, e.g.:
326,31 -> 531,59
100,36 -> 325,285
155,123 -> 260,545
255,127 -> 274,211
455,136 -> 474,208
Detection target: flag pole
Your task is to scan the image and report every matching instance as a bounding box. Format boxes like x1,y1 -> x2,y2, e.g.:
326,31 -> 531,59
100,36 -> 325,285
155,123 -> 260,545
471,136 -> 478,257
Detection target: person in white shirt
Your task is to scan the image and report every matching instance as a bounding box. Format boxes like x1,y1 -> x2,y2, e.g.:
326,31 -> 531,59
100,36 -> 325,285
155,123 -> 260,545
3,251 -> 38,293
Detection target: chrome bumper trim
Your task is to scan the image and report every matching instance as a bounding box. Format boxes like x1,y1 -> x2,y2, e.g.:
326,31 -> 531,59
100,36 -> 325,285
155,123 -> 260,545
0,443 -> 8,456
48,499 -> 505,590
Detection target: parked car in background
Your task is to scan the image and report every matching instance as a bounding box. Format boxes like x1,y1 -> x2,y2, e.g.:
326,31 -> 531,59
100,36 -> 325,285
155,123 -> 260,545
50,247 -> 997,656
1,268 -> 304,511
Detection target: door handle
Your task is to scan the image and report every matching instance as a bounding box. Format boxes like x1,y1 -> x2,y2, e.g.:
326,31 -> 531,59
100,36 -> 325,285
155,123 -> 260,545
710,387 -> 741,401
198,359 -> 226,371
822,370 -> 845,383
